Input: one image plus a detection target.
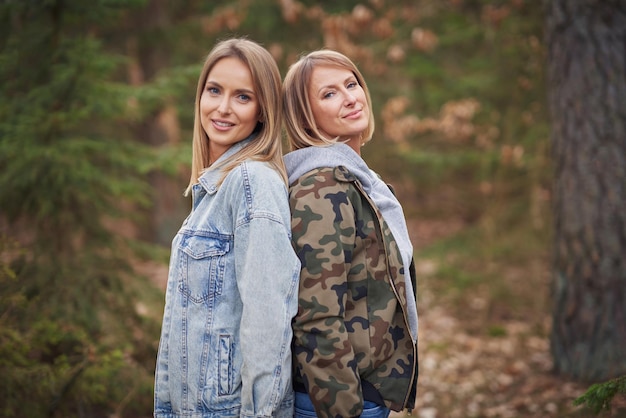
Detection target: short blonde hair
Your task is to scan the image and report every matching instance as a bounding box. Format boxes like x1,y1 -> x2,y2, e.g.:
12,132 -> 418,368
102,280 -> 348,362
282,49 -> 375,151
186,38 -> 286,194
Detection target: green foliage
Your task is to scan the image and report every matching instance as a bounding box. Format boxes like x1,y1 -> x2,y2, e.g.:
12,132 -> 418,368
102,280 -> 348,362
0,0 -> 170,416
487,325 -> 507,337
574,375 -> 626,414
244,2 -> 286,36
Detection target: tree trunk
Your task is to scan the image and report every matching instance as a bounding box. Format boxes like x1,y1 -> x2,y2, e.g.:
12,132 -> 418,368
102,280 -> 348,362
545,0 -> 626,381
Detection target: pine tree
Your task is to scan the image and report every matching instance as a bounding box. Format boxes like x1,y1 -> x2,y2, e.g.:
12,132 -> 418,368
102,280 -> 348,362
0,1 -> 166,416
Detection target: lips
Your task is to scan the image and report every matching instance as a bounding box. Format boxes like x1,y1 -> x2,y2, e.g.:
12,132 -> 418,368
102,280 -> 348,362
212,119 -> 235,129
343,109 -> 363,119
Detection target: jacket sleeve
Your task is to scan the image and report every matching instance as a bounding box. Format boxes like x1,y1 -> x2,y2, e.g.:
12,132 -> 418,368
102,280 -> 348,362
290,169 -> 364,418
233,165 -> 300,418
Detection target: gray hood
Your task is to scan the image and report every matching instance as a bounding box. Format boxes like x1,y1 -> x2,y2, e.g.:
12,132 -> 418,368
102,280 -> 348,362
284,143 -> 418,339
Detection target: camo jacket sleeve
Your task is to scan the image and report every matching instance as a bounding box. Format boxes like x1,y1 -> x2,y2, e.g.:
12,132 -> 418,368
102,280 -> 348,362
289,167 -> 367,418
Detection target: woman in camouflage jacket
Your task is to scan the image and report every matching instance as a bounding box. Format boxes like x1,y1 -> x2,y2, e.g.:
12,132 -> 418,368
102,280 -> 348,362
282,49 -> 419,418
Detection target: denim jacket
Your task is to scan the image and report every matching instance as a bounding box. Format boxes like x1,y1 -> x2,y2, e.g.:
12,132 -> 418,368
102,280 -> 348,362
154,140 -> 301,418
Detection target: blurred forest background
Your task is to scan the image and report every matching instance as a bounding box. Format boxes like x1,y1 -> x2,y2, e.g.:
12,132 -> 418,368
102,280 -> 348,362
1,0 -> 624,417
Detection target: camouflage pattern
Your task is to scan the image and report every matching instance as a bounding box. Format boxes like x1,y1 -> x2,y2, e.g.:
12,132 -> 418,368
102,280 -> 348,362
290,166 -> 418,418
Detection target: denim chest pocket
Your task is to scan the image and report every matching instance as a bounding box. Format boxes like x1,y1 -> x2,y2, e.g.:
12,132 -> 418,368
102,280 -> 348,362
177,234 -> 231,303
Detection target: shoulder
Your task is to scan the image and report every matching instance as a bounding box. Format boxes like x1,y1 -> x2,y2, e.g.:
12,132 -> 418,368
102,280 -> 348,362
291,166 -> 358,189
289,166 -> 363,202
223,160 -> 285,192
289,166 -> 362,211
235,160 -> 281,180
224,160 -> 291,223
241,159 -> 280,177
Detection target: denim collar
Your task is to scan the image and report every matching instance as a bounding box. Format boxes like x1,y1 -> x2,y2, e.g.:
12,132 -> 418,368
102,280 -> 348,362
197,134 -> 256,193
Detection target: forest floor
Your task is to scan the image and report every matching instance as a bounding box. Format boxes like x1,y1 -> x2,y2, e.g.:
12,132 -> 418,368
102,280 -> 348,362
388,220 -> 626,418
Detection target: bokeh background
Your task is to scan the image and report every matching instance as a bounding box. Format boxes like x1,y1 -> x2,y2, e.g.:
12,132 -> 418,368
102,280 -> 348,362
1,1 -> 624,417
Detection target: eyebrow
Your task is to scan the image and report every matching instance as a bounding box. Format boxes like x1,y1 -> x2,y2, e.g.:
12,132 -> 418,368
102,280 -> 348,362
205,80 -> 256,96
316,76 -> 356,95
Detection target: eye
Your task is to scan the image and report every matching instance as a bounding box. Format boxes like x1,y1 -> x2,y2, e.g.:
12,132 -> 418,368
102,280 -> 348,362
206,86 -> 219,95
346,81 -> 358,89
237,93 -> 251,102
322,90 -> 336,99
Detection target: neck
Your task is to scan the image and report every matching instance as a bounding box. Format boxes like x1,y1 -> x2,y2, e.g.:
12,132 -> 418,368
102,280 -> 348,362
345,136 -> 362,155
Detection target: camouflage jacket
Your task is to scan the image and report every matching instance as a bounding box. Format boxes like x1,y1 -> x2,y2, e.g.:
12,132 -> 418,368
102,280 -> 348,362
289,166 -> 418,418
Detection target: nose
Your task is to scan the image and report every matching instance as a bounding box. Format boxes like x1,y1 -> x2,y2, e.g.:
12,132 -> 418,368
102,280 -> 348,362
344,91 -> 356,106
217,97 -> 231,115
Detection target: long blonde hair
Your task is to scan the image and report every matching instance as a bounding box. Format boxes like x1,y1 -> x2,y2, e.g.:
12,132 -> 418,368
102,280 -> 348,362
282,49 -> 375,151
186,38 -> 286,194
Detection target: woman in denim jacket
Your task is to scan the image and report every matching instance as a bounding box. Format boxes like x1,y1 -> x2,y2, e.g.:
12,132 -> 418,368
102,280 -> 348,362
154,38 -> 300,418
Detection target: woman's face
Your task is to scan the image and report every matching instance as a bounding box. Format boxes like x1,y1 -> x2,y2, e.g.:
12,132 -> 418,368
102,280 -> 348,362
200,57 -> 260,163
307,65 -> 369,150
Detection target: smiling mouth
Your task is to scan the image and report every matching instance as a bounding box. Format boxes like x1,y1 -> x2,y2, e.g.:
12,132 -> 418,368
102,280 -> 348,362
343,109 -> 362,118
213,120 -> 235,127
